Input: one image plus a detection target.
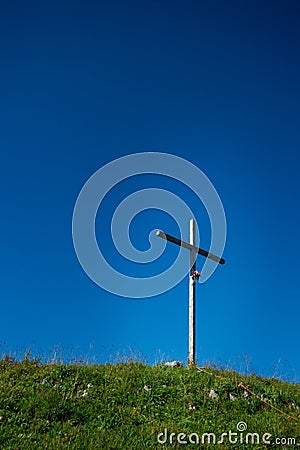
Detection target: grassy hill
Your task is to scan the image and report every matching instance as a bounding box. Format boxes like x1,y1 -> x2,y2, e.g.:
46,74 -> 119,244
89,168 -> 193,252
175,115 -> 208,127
0,357 -> 299,449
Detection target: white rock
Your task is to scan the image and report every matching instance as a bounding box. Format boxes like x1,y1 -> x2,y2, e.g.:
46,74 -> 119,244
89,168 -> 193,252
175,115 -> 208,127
209,389 -> 218,399
164,361 -> 183,368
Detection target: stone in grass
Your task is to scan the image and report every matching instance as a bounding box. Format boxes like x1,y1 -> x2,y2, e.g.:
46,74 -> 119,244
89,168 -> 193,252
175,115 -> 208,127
209,389 -> 218,399
163,361 -> 183,368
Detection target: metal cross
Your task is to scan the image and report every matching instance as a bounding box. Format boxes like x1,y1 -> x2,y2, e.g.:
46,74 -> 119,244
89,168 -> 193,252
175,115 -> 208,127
156,219 -> 225,366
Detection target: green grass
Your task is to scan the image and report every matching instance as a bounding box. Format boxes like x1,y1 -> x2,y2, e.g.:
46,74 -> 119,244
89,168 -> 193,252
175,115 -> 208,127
0,357 -> 299,449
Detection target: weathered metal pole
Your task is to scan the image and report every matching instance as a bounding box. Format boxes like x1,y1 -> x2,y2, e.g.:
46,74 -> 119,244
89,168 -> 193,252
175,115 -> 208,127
188,219 -> 196,366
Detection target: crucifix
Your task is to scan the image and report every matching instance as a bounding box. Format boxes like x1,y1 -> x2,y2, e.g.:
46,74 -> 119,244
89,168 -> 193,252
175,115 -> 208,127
156,219 -> 225,366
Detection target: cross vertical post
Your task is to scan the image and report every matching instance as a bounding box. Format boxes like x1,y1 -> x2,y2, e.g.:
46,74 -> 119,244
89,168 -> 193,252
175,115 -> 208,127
188,218 -> 196,366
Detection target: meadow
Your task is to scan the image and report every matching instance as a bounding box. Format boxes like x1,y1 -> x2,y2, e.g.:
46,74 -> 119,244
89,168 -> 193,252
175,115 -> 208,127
0,355 -> 299,449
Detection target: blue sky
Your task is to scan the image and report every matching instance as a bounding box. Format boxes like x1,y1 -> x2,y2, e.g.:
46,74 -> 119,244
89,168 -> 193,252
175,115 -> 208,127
1,1 -> 299,381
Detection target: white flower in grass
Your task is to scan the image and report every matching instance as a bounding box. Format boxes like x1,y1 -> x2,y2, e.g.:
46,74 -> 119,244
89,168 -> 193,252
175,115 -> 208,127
82,390 -> 88,397
229,393 -> 237,401
87,383 -> 93,389
144,385 -> 151,392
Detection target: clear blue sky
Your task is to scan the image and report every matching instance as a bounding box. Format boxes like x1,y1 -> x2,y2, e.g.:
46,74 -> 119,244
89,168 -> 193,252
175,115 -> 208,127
1,1 -> 299,381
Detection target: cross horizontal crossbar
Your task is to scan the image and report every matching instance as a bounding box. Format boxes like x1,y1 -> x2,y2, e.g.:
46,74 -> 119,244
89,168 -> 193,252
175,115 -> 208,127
156,230 -> 225,265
